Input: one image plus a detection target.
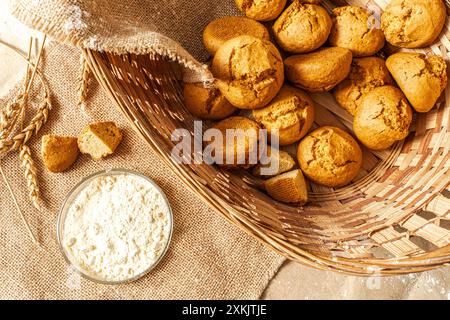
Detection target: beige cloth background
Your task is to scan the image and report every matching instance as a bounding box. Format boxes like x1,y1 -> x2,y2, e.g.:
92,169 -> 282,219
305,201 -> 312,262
0,40 -> 283,299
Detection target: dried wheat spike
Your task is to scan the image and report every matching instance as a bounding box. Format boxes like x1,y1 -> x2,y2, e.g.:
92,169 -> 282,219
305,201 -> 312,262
0,95 -> 51,156
19,144 -> 42,211
78,54 -> 90,109
0,99 -> 22,140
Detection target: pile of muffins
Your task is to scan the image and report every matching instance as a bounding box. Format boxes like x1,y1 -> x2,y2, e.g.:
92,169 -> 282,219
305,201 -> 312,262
183,0 -> 448,204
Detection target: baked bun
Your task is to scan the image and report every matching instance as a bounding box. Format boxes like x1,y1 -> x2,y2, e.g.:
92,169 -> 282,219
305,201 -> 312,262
212,35 -> 284,109
333,57 -> 393,115
284,47 -> 352,92
235,0 -> 287,21
203,16 -> 269,55
329,6 -> 385,57
252,85 -> 314,146
297,126 -> 362,187
273,2 -> 332,54
354,86 -> 413,150
381,0 -> 446,48
386,52 -> 448,113
208,116 -> 261,168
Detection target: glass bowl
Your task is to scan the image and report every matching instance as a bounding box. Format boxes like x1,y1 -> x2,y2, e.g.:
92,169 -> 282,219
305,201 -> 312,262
56,168 -> 173,285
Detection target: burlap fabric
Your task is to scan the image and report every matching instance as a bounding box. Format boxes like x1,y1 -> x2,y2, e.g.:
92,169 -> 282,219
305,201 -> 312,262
0,30 -> 284,301
8,0 -> 245,82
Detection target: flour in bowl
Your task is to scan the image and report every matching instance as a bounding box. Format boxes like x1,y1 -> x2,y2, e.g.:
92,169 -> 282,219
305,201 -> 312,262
63,173 -> 171,282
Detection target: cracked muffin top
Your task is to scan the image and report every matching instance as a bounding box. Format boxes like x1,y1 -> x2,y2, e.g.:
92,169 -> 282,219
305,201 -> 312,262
284,47 -> 353,92
354,86 -> 413,151
333,57 -> 393,115
381,0 -> 446,48
235,0 -> 287,21
329,6 -> 385,57
386,52 -> 448,113
252,85 -> 315,146
297,126 -> 362,187
203,16 -> 269,55
273,2 -> 332,53
212,35 -> 284,110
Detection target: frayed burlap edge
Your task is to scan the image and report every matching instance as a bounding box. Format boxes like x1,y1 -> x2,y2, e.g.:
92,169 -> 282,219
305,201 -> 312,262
9,1 -> 214,83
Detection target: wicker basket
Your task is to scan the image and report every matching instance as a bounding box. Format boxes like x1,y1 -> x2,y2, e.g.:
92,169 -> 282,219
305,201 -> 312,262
84,0 -> 450,275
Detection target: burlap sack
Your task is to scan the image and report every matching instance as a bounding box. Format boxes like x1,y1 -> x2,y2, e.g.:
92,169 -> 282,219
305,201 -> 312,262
8,0 -> 244,82
0,0 -> 285,299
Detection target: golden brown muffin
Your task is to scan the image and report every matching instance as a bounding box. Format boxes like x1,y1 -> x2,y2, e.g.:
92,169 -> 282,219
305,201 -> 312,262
41,135 -> 79,173
203,16 -> 270,55
354,86 -> 413,151
273,2 -> 332,54
284,47 -> 352,92
264,169 -> 308,204
208,116 -> 261,168
381,0 -> 446,48
212,35 -> 284,109
252,85 -> 315,146
386,52 -> 448,113
329,6 -> 385,57
235,0 -> 287,21
297,126 -> 362,187
333,57 -> 393,115
78,122 -> 123,160
253,147 -> 296,178
183,83 -> 237,120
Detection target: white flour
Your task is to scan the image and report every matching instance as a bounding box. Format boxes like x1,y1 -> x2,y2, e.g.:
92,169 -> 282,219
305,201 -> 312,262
63,173 -> 171,282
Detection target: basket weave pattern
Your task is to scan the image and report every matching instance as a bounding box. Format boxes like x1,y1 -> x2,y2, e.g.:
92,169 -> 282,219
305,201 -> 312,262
85,0 -> 450,275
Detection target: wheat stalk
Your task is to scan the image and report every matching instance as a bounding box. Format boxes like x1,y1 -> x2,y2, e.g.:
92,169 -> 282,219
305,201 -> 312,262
1,39 -> 33,140
0,36 -> 50,245
18,38 -> 34,130
0,162 -> 38,245
19,144 -> 41,211
77,53 -> 90,109
0,36 -> 50,157
0,98 -> 22,140
0,95 -> 51,156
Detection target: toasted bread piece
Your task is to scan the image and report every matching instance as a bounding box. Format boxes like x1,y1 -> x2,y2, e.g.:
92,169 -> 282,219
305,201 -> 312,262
41,135 -> 79,173
78,122 -> 123,160
264,169 -> 308,204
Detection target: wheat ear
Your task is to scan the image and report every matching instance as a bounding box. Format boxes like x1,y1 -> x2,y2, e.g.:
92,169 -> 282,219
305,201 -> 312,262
0,98 -> 22,140
78,53 -> 90,108
0,95 -> 51,156
19,144 -> 41,211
